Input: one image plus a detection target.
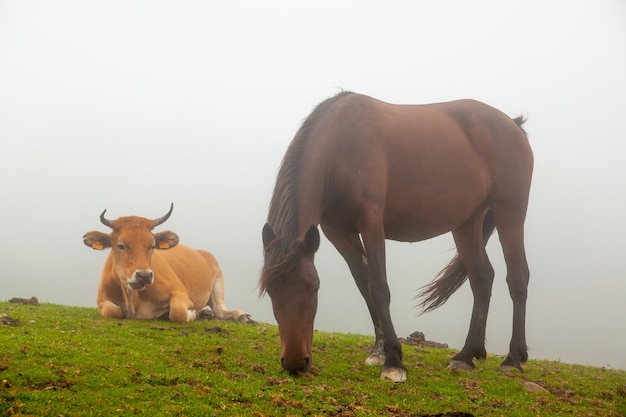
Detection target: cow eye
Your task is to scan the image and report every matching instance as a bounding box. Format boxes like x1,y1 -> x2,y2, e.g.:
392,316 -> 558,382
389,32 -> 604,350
117,244 -> 126,251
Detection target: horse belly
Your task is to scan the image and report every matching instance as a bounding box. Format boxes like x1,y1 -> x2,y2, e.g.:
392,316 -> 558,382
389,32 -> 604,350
383,211 -> 467,242
382,171 -> 489,242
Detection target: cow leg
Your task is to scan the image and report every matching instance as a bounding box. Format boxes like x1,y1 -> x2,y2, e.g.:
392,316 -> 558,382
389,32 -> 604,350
209,271 -> 253,323
98,300 -> 124,319
169,294 -> 198,323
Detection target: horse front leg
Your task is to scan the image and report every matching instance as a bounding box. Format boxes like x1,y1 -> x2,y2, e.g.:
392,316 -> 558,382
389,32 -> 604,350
321,227 -> 385,366
359,223 -> 407,382
347,252 -> 386,366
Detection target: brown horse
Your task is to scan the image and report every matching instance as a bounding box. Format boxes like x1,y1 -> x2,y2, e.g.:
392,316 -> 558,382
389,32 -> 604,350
260,91 -> 533,382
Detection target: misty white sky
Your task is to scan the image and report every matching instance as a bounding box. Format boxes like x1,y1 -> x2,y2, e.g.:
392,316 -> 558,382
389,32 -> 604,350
1,1 -> 625,370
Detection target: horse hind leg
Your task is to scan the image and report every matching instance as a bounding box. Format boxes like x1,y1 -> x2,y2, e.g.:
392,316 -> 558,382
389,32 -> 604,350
492,204 -> 530,373
499,250 -> 529,373
449,209 -> 495,371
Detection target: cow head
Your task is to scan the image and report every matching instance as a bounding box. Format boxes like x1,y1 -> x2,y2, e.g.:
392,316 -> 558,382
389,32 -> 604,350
83,203 -> 179,291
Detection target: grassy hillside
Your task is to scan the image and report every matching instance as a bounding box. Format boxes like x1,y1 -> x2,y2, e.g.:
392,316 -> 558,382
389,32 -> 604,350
0,302 -> 624,416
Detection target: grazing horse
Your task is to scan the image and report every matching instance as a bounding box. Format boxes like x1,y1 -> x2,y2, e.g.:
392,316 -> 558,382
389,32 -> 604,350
260,92 -> 533,382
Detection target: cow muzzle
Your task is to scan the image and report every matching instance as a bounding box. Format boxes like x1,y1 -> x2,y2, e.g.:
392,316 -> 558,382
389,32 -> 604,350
128,269 -> 154,290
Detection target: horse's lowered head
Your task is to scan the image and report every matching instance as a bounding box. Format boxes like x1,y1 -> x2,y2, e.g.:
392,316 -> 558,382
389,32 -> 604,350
260,223 -> 320,375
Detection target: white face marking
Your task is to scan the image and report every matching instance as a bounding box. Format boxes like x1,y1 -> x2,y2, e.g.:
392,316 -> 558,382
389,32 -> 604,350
361,254 -> 368,265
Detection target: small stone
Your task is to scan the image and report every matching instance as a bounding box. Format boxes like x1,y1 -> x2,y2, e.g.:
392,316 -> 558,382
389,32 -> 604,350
522,381 -> 549,394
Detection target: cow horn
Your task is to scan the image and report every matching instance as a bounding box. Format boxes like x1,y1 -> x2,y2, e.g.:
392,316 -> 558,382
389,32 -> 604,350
153,203 -> 174,227
100,209 -> 114,228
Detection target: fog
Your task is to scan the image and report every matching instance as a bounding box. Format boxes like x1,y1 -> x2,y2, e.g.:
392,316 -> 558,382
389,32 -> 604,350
1,1 -> 625,370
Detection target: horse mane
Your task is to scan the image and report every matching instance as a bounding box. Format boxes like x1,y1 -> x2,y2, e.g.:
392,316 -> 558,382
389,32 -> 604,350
259,91 -> 353,295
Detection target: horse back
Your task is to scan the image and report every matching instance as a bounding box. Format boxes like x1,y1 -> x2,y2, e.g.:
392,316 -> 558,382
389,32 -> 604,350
304,94 -> 533,241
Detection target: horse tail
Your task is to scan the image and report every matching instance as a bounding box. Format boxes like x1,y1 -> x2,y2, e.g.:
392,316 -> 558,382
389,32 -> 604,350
513,115 -> 528,138
417,209 -> 497,314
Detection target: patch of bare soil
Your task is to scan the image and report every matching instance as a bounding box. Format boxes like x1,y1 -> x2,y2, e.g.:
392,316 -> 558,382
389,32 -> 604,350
8,296 -> 40,305
0,314 -> 20,326
204,326 -> 230,334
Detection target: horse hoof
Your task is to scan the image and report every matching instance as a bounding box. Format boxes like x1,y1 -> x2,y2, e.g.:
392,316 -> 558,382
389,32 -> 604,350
448,360 -> 474,371
380,367 -> 407,383
365,354 -> 385,366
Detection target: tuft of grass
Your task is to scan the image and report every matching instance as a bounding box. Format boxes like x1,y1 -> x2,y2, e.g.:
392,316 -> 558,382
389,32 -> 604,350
1,302 -> 624,416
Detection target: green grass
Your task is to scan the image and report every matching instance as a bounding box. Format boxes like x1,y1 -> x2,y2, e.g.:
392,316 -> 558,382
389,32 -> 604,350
1,302 -> 624,416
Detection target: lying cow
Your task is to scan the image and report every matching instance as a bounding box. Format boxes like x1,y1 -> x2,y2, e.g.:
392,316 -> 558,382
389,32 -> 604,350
83,204 -> 251,323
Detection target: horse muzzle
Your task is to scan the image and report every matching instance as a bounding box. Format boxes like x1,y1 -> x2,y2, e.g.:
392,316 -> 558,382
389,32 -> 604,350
281,355 -> 311,375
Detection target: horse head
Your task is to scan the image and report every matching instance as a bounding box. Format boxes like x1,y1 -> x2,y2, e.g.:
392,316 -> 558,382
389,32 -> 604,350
261,223 -> 320,375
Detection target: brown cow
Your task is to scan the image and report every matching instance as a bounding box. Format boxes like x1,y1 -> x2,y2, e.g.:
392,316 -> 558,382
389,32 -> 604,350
83,204 -> 251,323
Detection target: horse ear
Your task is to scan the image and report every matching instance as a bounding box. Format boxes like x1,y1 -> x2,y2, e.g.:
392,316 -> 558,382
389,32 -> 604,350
302,225 -> 320,256
262,223 -> 276,249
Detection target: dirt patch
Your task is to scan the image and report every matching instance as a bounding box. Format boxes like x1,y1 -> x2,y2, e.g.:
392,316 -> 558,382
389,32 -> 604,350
204,326 -> 230,334
8,297 -> 40,306
399,331 -> 448,348
0,314 -> 20,326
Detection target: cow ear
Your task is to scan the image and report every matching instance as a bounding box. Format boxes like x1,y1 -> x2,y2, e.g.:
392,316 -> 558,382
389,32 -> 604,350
262,223 -> 276,249
154,231 -> 179,250
302,225 -> 320,257
83,231 -> 112,250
